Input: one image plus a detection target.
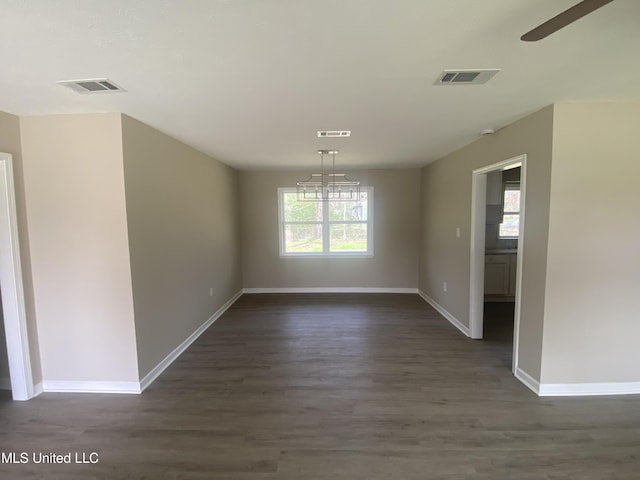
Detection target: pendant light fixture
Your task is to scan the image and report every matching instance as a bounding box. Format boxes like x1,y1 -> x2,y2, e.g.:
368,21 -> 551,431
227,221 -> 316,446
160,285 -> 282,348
296,150 -> 360,201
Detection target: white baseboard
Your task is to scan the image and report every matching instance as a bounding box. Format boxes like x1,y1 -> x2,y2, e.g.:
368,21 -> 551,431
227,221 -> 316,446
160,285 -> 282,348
417,290 -> 470,337
243,287 -> 419,294
42,380 -> 141,394
138,289 -> 244,392
514,368 -> 640,397
538,381 -> 640,397
33,381 -> 43,396
2,379 -> 45,398
515,367 -> 540,395
35,290 -> 244,396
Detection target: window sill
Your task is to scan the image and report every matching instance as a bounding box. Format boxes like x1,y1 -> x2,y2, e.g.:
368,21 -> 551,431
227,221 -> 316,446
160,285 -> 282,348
280,253 -> 374,259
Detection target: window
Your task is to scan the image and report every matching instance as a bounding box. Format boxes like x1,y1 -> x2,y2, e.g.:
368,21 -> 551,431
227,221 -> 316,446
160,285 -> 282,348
278,187 -> 373,256
499,182 -> 520,238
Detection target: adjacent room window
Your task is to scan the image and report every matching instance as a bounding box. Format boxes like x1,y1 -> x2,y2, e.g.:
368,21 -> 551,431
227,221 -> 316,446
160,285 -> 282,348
278,187 -> 373,256
499,182 -> 520,238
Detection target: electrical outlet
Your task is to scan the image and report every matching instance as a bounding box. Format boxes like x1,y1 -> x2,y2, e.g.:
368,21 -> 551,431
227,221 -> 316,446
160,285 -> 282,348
443,282 -> 448,292
209,287 -> 213,297
456,227 -> 461,238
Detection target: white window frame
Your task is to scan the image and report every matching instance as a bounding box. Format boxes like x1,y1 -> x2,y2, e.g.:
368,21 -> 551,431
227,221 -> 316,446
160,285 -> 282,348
278,186 -> 374,257
499,182 -> 520,239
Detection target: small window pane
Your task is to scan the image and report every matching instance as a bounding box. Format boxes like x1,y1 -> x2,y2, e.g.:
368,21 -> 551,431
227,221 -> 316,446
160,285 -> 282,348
503,189 -> 520,213
327,193 -> 368,222
499,214 -> 519,238
284,224 -> 323,253
329,224 -> 367,252
283,193 -> 322,222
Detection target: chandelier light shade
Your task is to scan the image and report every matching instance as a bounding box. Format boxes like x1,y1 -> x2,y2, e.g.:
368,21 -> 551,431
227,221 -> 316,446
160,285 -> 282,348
296,150 -> 360,201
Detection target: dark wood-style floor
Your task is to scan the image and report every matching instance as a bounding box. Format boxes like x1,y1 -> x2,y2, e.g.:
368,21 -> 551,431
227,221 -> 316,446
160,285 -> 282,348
1,294 -> 639,479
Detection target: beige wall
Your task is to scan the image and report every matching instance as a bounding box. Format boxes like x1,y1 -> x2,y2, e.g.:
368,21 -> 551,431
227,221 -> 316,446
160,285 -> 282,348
121,115 -> 242,379
240,169 -> 420,289
0,110 -> 42,386
419,106 -> 554,380
6,103 -> 638,392
541,103 -> 640,384
20,113 -> 139,383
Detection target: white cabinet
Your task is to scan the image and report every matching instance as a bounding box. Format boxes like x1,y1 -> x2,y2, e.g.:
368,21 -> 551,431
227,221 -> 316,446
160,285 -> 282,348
484,253 -> 517,297
484,255 -> 509,295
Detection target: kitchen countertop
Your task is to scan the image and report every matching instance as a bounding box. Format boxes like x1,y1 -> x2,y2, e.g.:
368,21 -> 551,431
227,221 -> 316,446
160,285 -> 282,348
486,249 -> 517,254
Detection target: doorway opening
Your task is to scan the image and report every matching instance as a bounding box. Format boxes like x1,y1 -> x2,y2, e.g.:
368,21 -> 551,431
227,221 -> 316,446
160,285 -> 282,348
0,152 -> 35,400
469,154 -> 526,374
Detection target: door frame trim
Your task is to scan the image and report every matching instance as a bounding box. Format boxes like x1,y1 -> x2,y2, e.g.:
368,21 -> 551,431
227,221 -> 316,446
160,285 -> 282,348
0,152 -> 35,400
470,154 -> 527,374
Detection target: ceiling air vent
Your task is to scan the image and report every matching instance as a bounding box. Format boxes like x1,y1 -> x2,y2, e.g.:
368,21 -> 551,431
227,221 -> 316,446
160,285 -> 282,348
57,78 -> 126,94
435,69 -> 500,85
317,130 -> 351,138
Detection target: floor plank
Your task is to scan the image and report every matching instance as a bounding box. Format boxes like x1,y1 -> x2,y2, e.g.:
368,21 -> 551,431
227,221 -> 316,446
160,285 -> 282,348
1,293 -> 639,479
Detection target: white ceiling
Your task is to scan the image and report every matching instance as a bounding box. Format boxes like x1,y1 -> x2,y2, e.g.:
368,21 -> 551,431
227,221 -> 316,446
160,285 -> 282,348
1,0 -> 639,170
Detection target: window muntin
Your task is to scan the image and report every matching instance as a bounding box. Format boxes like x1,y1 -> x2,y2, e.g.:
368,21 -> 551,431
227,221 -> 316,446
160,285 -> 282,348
278,187 -> 373,256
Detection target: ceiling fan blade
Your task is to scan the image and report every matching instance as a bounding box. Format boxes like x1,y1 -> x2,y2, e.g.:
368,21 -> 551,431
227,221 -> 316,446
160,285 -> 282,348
521,0 -> 615,42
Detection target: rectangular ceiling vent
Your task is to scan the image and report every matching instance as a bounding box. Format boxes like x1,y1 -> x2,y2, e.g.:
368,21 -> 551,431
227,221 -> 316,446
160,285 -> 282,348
57,78 -> 126,94
435,69 -> 500,85
317,130 -> 351,138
